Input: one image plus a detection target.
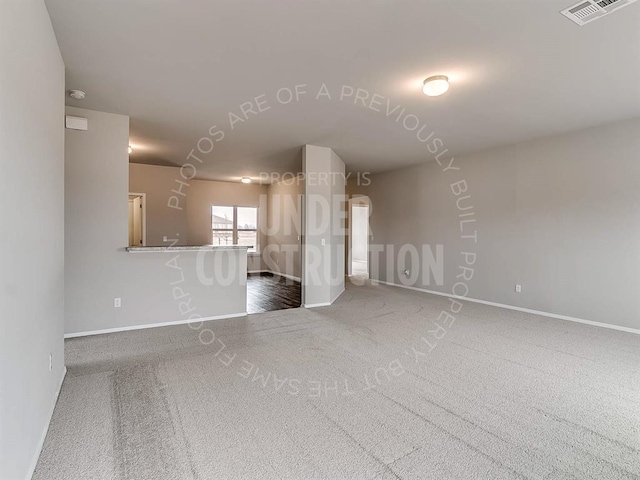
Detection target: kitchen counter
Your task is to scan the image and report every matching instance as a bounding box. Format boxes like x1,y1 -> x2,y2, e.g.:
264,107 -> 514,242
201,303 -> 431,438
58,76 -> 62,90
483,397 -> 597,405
126,245 -> 250,253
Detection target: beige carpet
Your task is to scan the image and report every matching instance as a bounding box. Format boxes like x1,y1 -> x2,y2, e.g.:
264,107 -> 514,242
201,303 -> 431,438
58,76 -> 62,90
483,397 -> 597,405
34,282 -> 640,479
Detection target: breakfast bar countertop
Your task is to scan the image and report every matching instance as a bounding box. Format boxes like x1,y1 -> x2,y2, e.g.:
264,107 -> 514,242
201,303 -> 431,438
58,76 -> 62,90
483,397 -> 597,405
126,245 -> 250,253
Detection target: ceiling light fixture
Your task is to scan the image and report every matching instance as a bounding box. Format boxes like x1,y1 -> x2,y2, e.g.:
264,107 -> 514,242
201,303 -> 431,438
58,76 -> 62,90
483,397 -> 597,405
128,145 -> 133,154
422,75 -> 449,97
241,177 -> 251,184
68,89 -> 86,100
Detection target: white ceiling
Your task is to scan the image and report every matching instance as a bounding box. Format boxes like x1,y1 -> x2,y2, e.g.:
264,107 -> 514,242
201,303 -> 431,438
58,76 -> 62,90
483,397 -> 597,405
46,0 -> 640,182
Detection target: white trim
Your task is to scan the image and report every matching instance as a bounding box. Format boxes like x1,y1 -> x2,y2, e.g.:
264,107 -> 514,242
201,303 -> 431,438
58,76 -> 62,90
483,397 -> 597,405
211,204 -> 260,252
330,287 -> 345,304
271,271 -> 301,283
375,281 -> 640,335
26,366 -> 67,480
304,302 -> 331,308
64,312 -> 247,339
248,270 -> 301,283
304,287 -> 344,309
347,196 -> 370,277
128,192 -> 147,247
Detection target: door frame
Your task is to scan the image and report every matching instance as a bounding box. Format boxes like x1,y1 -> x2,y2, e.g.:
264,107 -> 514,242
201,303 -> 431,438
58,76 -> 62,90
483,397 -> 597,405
347,196 -> 370,277
128,192 -> 147,246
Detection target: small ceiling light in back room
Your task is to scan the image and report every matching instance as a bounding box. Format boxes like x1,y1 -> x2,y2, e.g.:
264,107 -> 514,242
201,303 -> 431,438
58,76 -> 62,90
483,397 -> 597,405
422,75 -> 449,96
241,177 -> 251,184
68,89 -> 86,100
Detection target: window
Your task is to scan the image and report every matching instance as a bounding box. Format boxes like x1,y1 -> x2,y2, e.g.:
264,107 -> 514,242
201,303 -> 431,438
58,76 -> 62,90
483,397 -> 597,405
212,205 -> 258,252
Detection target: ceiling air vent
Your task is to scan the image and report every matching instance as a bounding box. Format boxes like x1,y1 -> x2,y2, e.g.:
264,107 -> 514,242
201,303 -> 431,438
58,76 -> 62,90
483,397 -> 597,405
561,0 -> 638,25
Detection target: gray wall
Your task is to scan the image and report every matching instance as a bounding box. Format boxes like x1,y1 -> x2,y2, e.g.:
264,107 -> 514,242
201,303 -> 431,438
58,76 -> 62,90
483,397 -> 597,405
0,1 -> 66,478
129,163 -> 267,271
357,118 -> 640,330
129,163 -> 189,246
189,177 -> 267,272
265,176 -> 303,279
65,107 -> 247,335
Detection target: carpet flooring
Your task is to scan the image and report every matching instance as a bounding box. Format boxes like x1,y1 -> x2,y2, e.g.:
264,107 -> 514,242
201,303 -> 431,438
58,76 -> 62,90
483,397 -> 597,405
34,282 -> 640,479
352,260 -> 368,276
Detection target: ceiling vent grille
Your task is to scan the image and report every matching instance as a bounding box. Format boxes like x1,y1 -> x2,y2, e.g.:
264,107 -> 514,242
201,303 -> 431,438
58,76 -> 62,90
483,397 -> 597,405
561,0 -> 638,25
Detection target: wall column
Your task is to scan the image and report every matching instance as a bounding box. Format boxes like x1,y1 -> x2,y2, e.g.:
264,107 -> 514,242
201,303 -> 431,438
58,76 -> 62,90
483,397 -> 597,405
301,145 -> 345,307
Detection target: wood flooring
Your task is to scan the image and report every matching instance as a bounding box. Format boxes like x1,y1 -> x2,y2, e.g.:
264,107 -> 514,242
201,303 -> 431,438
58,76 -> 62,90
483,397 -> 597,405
247,272 -> 301,314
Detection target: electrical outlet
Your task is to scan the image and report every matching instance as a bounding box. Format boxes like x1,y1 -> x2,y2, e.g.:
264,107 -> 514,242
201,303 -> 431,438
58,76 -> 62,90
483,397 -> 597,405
321,238 -> 326,246
114,297 -> 122,308
49,353 -> 52,371
404,269 -> 410,277
163,236 -> 168,242
515,284 -> 522,293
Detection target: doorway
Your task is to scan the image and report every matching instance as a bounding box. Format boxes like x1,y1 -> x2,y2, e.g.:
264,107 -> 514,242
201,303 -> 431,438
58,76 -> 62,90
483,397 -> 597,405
247,191 -> 303,314
128,193 -> 146,247
350,200 -> 369,277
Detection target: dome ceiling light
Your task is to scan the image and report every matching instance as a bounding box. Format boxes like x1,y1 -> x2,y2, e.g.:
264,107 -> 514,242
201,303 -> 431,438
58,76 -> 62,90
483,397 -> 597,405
422,75 -> 449,97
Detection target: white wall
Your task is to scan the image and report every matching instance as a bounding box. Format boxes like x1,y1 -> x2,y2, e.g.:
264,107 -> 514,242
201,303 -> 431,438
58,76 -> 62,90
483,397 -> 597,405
351,205 -> 369,263
0,1 -> 66,478
329,150 -> 346,303
302,145 -> 345,306
357,118 -> 640,331
65,107 -> 247,335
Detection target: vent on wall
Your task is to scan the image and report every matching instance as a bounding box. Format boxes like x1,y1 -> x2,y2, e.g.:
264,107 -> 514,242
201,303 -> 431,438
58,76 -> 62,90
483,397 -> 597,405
561,0 -> 638,25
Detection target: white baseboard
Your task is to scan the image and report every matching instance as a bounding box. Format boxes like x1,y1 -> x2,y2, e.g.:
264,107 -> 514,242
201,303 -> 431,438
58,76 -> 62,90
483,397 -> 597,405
304,302 -> 331,308
304,286 -> 345,309
64,312 -> 247,339
331,287 -> 345,304
26,366 -> 67,480
375,281 -> 640,335
249,270 -> 301,283
274,271 -> 301,282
